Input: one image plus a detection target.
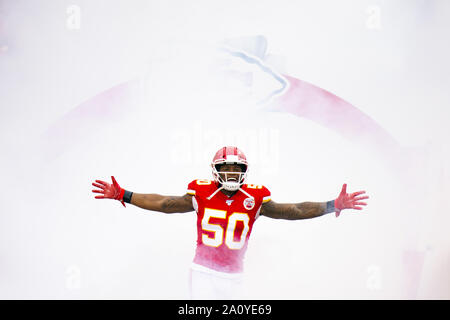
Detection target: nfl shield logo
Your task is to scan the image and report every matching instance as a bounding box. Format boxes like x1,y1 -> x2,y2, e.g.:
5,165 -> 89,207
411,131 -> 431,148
243,197 -> 255,210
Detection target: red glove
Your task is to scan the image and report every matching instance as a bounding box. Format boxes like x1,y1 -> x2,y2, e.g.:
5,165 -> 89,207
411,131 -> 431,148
92,176 -> 126,207
334,184 -> 368,217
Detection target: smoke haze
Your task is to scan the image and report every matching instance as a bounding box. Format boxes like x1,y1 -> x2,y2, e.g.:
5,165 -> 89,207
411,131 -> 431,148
1,0 -> 449,299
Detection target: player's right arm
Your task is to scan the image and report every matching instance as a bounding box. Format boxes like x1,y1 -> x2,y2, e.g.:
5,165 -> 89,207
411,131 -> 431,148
130,193 -> 194,213
92,176 -> 194,213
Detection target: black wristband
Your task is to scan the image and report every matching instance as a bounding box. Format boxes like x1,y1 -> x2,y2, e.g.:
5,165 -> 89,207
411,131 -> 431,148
123,190 -> 133,203
326,200 -> 335,214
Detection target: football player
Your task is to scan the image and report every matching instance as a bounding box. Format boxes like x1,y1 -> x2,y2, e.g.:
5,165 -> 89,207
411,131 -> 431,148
92,146 -> 368,299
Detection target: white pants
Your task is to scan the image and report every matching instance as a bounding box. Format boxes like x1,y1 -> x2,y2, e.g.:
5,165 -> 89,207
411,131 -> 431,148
189,263 -> 244,300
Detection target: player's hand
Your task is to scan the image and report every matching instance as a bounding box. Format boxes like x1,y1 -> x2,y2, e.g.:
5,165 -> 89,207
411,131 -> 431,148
92,176 -> 126,207
334,183 -> 368,217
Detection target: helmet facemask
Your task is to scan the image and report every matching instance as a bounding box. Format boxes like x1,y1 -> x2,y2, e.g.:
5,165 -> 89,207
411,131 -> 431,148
212,163 -> 248,191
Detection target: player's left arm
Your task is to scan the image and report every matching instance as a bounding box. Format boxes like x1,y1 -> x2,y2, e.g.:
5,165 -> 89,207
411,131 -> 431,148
260,184 -> 368,220
260,200 -> 331,220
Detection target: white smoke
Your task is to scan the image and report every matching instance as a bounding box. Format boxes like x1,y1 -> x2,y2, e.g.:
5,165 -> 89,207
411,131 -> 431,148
1,0 -> 449,299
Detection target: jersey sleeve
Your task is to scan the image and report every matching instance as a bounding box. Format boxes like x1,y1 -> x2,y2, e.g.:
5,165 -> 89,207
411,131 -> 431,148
261,185 -> 271,203
187,180 -> 198,196
187,179 -> 214,196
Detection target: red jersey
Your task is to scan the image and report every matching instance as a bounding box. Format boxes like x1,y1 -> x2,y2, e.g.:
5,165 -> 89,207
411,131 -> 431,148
187,179 -> 271,273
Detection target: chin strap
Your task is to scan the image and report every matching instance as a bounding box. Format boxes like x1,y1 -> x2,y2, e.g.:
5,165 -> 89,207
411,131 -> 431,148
207,184 -> 255,201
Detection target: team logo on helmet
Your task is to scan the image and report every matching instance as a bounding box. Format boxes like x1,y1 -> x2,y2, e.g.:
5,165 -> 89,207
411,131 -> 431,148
243,197 -> 255,210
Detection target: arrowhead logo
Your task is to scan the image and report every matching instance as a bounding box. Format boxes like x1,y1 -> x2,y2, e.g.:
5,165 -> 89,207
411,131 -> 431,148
243,197 -> 255,210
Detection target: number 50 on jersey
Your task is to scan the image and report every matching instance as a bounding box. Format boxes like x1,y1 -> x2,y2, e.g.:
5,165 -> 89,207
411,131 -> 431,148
201,208 -> 250,250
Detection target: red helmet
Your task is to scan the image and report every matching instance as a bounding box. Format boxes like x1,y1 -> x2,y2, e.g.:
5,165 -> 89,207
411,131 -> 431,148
211,146 -> 249,191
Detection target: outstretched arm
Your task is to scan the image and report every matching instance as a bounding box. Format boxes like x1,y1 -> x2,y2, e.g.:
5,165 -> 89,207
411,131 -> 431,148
92,176 -> 194,213
260,200 -> 334,220
130,193 -> 194,213
260,184 -> 368,220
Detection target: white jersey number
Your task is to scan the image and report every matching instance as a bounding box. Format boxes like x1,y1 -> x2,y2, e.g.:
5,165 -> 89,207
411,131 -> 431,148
202,208 -> 250,250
